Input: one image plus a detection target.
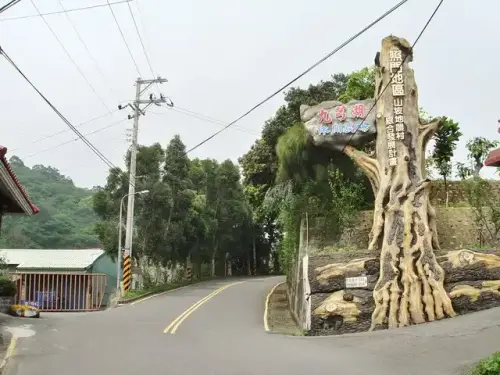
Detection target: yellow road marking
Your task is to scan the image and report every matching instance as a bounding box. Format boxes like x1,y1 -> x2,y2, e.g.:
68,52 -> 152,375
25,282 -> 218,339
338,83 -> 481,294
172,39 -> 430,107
0,335 -> 17,370
264,282 -> 285,332
164,281 -> 245,335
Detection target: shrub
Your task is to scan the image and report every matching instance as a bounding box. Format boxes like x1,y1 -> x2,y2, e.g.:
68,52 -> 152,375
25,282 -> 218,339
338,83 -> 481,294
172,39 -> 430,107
470,352 -> 500,375
0,278 -> 17,297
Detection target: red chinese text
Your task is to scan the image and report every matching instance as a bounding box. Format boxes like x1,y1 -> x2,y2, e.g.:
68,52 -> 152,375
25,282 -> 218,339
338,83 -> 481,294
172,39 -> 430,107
318,109 -> 333,124
335,105 -> 347,121
350,104 -> 365,119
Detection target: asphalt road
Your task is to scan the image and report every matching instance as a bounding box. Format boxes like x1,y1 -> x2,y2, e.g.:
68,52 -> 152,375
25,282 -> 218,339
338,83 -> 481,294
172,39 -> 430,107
3,276 -> 500,375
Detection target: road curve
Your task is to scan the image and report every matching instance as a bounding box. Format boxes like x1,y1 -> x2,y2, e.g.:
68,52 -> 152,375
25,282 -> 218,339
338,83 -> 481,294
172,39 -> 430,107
4,276 -> 500,375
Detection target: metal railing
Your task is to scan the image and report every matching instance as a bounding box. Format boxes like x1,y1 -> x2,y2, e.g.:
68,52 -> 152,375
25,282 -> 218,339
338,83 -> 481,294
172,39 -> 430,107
11,272 -> 107,312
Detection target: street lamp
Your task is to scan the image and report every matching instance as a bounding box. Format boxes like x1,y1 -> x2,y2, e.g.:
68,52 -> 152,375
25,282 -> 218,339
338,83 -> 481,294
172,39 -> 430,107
116,190 -> 150,292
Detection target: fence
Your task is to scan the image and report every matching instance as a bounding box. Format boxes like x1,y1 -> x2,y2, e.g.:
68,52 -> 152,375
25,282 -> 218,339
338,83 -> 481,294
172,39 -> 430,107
11,272 -> 107,312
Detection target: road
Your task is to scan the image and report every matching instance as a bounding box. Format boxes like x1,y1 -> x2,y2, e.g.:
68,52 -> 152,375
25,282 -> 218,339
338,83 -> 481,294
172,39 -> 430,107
3,276 -> 500,375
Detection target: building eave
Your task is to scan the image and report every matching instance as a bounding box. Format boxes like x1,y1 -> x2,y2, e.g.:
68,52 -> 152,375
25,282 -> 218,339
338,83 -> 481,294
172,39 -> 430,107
0,146 -> 39,216
484,148 -> 500,167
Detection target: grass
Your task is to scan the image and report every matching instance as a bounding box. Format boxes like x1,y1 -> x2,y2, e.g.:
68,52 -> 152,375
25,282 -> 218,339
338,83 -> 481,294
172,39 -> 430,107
467,352 -> 500,375
121,277 -> 212,301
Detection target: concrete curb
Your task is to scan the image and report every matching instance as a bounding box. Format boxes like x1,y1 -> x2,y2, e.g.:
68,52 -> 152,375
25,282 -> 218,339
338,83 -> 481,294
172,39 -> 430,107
0,333 -> 16,373
117,278 -> 217,306
263,282 -> 286,333
118,291 -> 156,305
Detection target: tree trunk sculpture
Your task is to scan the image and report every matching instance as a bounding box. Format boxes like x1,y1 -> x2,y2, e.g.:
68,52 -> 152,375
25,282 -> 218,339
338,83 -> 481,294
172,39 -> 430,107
300,35 -> 458,330
345,36 -> 457,329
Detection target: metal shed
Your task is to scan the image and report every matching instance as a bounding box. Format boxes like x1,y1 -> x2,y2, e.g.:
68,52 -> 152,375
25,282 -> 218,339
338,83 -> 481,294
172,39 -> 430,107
0,248 -> 117,312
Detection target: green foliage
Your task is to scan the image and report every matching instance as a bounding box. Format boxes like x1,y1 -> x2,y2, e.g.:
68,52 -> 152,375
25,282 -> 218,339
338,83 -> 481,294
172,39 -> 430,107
456,161 -> 472,180
0,159 -> 99,249
338,67 -> 375,103
328,169 -> 365,230
0,278 -> 17,297
240,67 -> 375,275
469,352 -> 500,375
431,117 -> 462,191
461,177 -> 500,245
93,137 -> 256,277
275,124 -> 310,183
466,137 -> 499,177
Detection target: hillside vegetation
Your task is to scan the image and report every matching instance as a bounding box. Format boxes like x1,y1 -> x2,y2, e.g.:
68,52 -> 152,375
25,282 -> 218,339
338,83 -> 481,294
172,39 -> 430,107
0,156 -> 100,249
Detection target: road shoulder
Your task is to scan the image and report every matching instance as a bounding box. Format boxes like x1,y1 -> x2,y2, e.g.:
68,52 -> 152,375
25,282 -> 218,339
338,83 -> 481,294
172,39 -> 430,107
265,282 -> 303,336
0,320 -> 15,374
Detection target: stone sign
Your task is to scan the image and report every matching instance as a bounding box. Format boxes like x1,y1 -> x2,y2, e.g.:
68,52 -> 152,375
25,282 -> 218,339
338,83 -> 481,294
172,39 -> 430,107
300,99 -> 377,151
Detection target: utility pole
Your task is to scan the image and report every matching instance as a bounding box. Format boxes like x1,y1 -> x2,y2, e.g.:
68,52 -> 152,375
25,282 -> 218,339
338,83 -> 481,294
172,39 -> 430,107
119,76 -> 172,269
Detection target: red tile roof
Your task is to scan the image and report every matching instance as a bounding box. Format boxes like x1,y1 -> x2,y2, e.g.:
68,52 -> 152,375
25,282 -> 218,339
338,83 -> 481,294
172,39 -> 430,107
484,148 -> 500,167
0,145 -> 39,215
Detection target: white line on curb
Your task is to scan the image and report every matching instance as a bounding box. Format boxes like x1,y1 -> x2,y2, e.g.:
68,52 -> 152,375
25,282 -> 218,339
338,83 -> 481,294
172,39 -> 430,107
264,282 -> 285,332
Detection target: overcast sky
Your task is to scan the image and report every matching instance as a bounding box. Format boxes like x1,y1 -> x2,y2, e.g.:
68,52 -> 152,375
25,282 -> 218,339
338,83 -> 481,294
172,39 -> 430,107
0,0 -> 498,188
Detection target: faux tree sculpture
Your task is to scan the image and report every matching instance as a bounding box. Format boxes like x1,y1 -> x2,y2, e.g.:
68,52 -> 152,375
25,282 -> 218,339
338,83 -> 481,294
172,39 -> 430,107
300,35 -> 456,330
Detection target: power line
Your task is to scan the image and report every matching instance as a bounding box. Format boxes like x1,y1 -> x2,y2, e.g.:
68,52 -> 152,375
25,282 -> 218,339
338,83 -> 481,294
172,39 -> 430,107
183,0 -> 411,155
341,0 -> 445,153
0,46 -> 118,172
0,0 -> 21,14
58,0 -> 120,103
11,109 -> 120,152
24,118 -> 128,159
29,0 -> 112,113
126,2 -> 159,92
0,0 -> 132,22
106,0 -> 142,77
152,106 -> 259,136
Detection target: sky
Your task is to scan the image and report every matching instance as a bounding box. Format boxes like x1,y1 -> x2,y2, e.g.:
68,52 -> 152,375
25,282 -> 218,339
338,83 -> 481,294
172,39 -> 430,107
0,0 -> 498,188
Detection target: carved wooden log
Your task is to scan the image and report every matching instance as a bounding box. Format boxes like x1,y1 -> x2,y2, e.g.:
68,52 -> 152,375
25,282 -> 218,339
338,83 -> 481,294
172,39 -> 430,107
446,280 -> 500,314
310,257 -> 379,293
310,290 -> 374,335
307,249 -> 500,335
309,249 -> 500,293
438,250 -> 500,282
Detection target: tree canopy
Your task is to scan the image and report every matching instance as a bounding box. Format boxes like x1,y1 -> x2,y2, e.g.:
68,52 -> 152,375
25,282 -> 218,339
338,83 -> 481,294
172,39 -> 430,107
93,136 -> 259,276
239,67 -> 376,273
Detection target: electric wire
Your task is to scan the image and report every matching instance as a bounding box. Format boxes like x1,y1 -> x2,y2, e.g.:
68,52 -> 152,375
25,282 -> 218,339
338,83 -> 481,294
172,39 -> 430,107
11,109 -> 120,152
183,0 -> 412,155
58,0 -> 120,103
29,0 -> 112,113
340,0 -> 445,153
0,0 -> 132,22
0,46 -> 118,172
126,1 -> 159,92
106,0 -> 142,77
0,0 -> 21,14
24,118 -> 128,159
151,106 -> 259,136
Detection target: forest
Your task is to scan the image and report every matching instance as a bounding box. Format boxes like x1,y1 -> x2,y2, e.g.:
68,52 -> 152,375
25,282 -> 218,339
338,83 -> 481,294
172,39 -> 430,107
0,156 -> 100,249
1,66 -> 498,279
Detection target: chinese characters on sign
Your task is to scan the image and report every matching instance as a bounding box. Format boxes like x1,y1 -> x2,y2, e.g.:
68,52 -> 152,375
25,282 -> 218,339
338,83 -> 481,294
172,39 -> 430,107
316,104 -> 368,135
386,48 -> 405,167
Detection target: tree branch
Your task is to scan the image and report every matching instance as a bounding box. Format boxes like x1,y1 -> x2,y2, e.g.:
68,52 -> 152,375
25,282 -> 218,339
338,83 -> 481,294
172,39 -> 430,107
418,117 -> 441,174
344,145 -> 381,195
419,118 -> 441,151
